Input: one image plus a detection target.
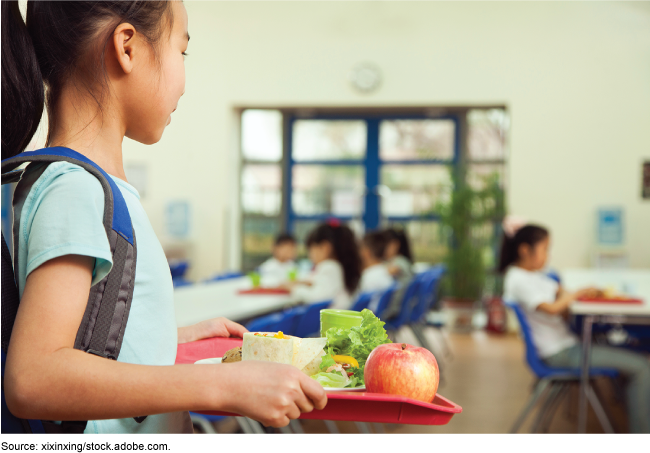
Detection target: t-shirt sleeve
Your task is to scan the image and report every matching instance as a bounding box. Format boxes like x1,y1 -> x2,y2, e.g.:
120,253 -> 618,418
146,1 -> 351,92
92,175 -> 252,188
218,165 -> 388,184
21,165 -> 113,286
505,270 -> 552,311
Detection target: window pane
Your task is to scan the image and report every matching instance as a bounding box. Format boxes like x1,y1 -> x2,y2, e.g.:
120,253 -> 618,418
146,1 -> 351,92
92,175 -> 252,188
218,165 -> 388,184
293,120 -> 366,161
380,119 -> 455,161
242,216 -> 281,271
467,109 -> 509,161
387,221 -> 447,264
242,164 -> 282,216
466,164 -> 506,191
242,110 -> 282,162
380,166 -> 452,217
292,165 -> 365,216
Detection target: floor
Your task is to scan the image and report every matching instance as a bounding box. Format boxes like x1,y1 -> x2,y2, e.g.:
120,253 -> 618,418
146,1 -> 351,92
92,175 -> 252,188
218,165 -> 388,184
209,327 -> 632,434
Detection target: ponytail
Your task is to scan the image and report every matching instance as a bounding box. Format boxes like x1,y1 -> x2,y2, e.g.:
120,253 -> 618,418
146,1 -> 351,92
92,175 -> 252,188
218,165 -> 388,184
306,222 -> 362,294
1,0 -> 44,161
498,224 -> 549,273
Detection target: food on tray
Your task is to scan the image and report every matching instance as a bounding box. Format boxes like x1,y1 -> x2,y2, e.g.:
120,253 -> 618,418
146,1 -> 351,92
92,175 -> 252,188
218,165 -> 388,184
241,331 -> 327,374
365,343 -> 439,403
222,347 -> 242,363
311,309 -> 392,389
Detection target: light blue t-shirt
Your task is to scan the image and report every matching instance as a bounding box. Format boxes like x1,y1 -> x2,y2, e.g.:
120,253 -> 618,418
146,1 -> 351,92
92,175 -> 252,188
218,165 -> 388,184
15,161 -> 192,434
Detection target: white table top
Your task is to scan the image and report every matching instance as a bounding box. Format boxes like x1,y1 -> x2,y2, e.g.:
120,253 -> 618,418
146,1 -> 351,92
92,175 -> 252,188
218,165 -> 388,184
174,277 -> 298,327
562,268 -> 650,317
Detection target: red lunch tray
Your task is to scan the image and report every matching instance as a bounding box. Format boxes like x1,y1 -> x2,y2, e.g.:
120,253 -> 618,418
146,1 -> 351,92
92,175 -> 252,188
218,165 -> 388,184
577,296 -> 643,304
176,337 -> 462,425
237,288 -> 291,295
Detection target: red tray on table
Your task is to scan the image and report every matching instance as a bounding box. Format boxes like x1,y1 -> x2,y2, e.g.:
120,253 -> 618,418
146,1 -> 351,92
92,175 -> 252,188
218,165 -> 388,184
577,296 -> 643,304
176,337 -> 462,425
237,288 -> 291,295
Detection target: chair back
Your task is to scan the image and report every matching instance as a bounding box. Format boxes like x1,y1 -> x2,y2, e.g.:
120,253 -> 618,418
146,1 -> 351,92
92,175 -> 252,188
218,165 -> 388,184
293,301 -> 331,338
351,291 -> 374,312
205,271 -> 244,283
373,284 -> 399,319
389,275 -> 424,330
245,312 -> 284,332
410,265 -> 445,323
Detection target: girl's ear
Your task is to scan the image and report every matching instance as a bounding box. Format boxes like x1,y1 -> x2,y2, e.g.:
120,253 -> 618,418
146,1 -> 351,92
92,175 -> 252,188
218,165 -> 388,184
518,243 -> 530,260
112,23 -> 138,74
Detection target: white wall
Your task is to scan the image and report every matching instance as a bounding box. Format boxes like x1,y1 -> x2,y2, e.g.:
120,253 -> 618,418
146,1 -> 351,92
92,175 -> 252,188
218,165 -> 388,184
121,1 -> 650,280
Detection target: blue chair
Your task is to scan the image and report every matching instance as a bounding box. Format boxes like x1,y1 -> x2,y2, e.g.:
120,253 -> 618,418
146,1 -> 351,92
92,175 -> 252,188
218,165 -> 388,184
372,284 -> 399,320
385,274 -> 424,332
351,291 -> 374,312
505,301 -> 618,433
169,260 -> 189,279
246,312 -> 285,332
204,271 -> 244,283
293,301 -> 331,338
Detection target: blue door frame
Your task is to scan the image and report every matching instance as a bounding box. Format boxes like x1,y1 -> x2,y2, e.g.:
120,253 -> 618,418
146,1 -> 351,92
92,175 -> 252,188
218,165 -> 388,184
285,113 -> 461,233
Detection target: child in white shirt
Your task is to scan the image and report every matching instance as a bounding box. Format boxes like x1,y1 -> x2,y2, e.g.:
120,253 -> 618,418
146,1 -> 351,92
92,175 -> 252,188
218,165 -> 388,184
359,231 -> 393,293
285,221 -> 361,310
501,223 -> 650,433
258,233 -> 297,287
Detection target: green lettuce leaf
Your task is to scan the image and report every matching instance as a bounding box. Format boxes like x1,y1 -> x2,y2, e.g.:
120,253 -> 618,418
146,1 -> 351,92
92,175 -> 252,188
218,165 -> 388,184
319,353 -> 335,372
311,371 -> 360,388
324,309 -> 391,385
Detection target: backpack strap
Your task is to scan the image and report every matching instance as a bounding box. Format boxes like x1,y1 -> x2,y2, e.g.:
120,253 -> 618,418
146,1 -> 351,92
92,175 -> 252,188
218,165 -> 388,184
1,147 -> 146,429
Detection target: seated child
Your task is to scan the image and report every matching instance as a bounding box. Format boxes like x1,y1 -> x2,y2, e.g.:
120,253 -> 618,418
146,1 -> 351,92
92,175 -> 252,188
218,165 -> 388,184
285,221 -> 361,310
384,227 -> 414,281
359,231 -> 393,293
258,233 -> 297,287
500,222 -> 650,433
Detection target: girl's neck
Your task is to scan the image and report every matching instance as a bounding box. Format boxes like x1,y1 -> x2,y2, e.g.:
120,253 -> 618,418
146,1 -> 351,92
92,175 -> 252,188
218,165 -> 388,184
514,260 -> 541,272
47,86 -> 128,181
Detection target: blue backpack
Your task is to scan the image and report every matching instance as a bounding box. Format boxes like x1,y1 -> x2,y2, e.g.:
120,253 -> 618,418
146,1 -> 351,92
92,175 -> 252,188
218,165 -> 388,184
1,147 -> 145,433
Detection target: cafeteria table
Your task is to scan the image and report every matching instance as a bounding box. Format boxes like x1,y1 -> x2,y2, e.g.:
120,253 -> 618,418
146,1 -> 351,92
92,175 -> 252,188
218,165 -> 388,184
563,269 -> 650,433
174,277 -> 299,327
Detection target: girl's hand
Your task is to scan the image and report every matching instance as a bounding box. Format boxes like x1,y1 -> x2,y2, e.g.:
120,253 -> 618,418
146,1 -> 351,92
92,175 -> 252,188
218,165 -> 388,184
178,317 -> 248,344
214,361 -> 328,427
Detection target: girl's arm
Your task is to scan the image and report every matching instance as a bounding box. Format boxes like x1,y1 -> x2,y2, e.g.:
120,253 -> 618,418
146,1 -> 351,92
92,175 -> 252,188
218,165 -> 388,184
177,317 -> 247,344
4,255 -> 326,427
536,288 -> 595,316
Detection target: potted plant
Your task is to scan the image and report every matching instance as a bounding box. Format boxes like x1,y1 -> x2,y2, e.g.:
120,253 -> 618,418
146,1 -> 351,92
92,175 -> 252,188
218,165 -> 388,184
434,166 -> 505,329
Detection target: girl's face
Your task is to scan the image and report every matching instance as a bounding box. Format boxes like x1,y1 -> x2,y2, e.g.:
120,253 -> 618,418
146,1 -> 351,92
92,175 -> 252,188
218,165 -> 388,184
384,240 -> 400,260
123,1 -> 189,145
519,236 -> 550,270
308,241 -> 333,265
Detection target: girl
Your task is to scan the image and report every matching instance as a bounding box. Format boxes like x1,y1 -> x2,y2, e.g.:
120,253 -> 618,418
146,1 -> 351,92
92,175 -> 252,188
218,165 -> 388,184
2,0 -> 325,433
285,222 -> 361,310
500,222 -> 650,433
382,227 -> 414,319
384,227 -> 414,281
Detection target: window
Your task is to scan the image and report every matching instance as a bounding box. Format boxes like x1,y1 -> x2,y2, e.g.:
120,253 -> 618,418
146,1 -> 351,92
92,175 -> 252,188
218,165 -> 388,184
239,108 -> 508,272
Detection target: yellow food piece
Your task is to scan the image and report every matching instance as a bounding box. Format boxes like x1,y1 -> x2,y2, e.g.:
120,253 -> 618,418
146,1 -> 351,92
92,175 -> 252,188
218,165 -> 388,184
333,355 -> 359,368
273,331 -> 286,339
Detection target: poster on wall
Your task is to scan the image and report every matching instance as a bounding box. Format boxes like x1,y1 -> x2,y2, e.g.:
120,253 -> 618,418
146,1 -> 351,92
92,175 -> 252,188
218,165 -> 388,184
641,160 -> 650,200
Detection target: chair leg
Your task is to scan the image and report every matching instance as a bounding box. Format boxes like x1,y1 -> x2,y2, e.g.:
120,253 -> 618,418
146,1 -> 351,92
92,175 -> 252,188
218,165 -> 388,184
355,422 -> 372,433
190,414 -> 217,434
372,423 -> 385,433
510,379 -> 551,433
586,384 -> 615,434
236,417 -> 266,434
289,420 -> 305,434
539,383 -> 570,433
323,420 -> 340,433
531,382 -> 563,433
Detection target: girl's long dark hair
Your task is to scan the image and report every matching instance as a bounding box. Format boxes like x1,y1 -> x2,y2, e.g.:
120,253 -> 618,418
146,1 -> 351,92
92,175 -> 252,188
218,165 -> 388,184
385,227 -> 413,263
306,223 -> 362,295
1,1 -> 173,160
498,224 -> 549,273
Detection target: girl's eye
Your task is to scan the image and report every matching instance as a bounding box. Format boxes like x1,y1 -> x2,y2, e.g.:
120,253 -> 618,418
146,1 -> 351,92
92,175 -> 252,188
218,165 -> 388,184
182,52 -> 188,57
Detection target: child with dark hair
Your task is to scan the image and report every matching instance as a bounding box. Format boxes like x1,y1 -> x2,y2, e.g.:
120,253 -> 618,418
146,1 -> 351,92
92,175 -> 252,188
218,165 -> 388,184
359,231 -> 393,293
384,227 -> 414,280
501,218 -> 650,433
286,221 -> 361,310
258,233 -> 297,287
382,227 -> 414,319
1,0 -> 325,433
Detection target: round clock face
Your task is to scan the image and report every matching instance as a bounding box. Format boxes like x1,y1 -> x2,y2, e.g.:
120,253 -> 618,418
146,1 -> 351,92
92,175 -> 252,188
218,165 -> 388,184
350,62 -> 382,93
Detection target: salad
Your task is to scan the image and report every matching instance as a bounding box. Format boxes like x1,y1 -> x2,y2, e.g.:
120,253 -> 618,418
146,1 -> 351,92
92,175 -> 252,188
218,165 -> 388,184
311,309 -> 391,388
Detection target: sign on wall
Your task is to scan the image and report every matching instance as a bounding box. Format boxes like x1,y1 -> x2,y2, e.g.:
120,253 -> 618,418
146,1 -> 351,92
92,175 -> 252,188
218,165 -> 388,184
597,207 -> 624,246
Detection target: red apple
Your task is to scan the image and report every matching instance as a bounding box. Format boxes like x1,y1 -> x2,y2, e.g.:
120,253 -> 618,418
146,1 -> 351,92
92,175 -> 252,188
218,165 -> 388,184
365,343 -> 439,403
